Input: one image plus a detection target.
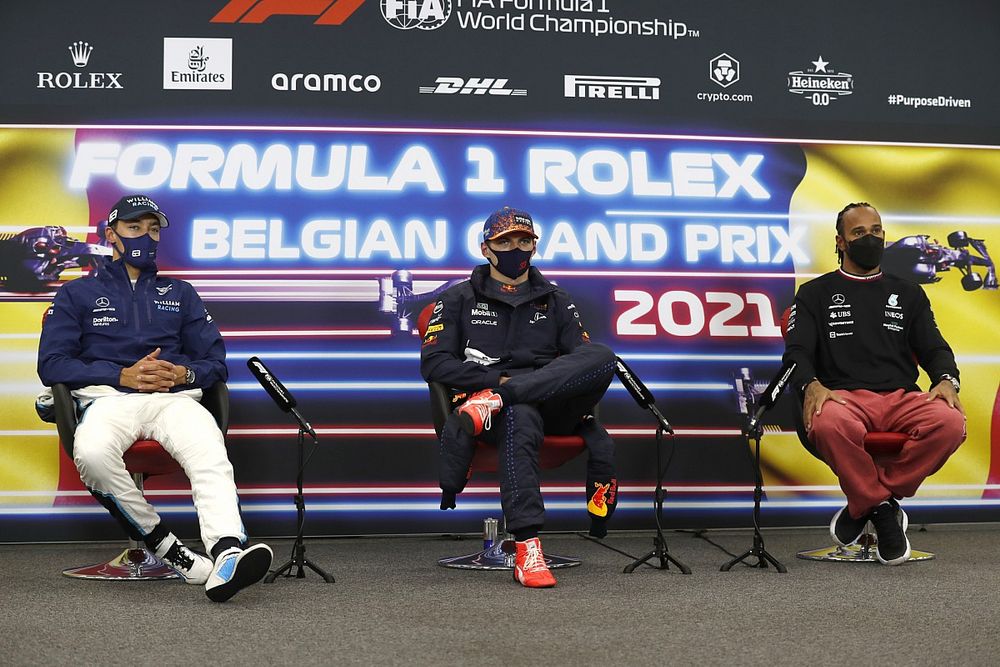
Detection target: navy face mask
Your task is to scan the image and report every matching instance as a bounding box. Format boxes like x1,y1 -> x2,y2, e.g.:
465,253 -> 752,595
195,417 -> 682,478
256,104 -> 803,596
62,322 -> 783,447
116,232 -> 158,271
845,234 -> 884,271
490,247 -> 532,280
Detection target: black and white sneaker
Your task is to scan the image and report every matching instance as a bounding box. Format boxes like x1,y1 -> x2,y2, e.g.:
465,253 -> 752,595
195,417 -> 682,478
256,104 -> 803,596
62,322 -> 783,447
156,534 -> 213,585
205,544 -> 273,603
870,500 -> 911,566
830,506 -> 869,547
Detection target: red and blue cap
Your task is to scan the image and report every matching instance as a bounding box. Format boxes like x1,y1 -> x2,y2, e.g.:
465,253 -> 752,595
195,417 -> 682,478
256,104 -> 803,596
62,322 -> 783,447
107,195 -> 169,228
483,206 -> 537,242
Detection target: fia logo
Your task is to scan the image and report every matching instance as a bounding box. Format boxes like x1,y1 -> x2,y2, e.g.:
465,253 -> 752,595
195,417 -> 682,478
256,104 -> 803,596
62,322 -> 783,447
382,0 -> 452,30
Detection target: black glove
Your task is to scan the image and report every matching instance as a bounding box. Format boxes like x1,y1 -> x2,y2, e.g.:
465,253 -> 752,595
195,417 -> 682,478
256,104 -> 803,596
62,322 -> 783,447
440,490 -> 457,510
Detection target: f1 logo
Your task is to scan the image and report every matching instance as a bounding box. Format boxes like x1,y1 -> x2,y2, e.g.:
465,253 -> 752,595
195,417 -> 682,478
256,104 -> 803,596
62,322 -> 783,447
212,0 -> 365,25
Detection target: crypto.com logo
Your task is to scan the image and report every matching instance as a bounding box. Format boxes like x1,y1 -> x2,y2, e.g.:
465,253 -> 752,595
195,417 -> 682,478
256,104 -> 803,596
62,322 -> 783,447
211,0 -> 366,25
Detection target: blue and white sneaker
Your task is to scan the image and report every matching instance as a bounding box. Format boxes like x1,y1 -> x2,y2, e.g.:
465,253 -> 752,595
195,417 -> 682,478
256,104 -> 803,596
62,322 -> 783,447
205,544 -> 273,602
156,534 -> 213,585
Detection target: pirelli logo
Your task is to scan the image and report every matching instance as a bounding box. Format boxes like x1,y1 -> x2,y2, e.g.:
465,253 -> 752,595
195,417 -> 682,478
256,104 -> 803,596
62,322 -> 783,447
564,75 -> 661,101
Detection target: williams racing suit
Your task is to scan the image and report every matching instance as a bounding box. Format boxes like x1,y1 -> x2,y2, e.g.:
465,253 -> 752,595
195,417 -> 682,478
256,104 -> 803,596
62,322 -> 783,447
37,257 -> 245,552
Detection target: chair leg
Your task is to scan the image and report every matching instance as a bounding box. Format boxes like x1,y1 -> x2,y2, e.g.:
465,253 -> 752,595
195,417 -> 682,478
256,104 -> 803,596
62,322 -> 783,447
437,517 -> 582,570
62,472 -> 181,580
796,522 -> 935,563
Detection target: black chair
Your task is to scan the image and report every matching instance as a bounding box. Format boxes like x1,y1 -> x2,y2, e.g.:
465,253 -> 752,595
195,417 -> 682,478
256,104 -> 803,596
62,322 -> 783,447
417,303 -> 584,570
778,307 -> 933,563
53,382 -> 230,579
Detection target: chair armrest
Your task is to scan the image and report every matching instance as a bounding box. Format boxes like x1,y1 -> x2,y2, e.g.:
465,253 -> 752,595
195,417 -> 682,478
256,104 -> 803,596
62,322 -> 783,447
427,381 -> 452,438
51,383 -> 77,457
201,381 -> 230,434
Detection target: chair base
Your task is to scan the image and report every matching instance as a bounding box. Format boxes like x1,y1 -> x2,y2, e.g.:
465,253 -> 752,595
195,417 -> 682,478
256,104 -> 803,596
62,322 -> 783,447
62,546 -> 181,580
438,539 -> 582,571
796,542 -> 935,563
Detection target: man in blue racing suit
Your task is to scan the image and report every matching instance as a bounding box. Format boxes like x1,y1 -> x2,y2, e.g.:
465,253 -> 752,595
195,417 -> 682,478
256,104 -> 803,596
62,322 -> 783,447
37,195 -> 271,602
421,206 -> 618,588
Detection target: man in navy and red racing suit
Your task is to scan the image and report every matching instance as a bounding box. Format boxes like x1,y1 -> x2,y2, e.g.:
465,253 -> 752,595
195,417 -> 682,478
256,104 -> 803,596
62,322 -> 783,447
420,206 -> 617,588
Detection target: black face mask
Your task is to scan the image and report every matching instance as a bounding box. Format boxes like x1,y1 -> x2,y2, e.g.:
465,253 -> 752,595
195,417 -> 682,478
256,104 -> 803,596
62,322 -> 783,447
844,234 -> 884,271
490,247 -> 532,280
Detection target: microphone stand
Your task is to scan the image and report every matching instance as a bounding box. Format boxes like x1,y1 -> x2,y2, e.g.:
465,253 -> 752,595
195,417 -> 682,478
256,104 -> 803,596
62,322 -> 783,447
720,388 -> 787,573
624,406 -> 691,575
265,421 -> 335,584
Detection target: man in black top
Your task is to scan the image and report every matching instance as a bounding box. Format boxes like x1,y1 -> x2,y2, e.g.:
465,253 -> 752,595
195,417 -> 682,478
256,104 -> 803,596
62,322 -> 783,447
420,206 -> 618,588
783,202 -> 966,565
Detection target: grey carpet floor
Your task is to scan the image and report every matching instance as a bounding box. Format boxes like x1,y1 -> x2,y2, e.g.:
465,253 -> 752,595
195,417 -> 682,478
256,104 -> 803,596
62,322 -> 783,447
1,526 -> 999,666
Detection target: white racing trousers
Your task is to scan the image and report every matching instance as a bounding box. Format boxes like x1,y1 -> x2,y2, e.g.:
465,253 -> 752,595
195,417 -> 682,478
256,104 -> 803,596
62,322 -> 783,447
72,390 -> 246,552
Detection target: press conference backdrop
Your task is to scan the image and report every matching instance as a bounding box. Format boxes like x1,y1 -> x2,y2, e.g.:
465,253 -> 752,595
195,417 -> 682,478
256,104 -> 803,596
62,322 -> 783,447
1,1 -> 998,542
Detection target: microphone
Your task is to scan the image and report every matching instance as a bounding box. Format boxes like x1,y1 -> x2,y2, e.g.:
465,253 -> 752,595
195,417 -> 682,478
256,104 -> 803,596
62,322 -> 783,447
745,360 -> 797,435
614,356 -> 674,434
246,356 -> 316,439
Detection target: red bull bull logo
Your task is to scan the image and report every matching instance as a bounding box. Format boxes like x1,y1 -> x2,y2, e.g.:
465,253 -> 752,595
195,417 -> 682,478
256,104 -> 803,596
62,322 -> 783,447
588,480 -> 617,517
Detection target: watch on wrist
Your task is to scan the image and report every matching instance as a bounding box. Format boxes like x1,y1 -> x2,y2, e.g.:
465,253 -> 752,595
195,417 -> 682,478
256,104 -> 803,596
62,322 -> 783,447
801,377 -> 818,392
939,374 -> 960,393
184,368 -> 195,386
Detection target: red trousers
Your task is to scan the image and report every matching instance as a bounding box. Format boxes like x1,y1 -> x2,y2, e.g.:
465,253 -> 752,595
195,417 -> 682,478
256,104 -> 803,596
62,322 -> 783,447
808,389 -> 966,519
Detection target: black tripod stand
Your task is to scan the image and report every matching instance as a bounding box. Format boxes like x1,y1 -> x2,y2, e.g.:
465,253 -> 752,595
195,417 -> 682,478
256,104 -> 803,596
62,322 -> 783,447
720,415 -> 786,573
624,425 -> 692,574
264,427 -> 335,583
612,356 -> 690,574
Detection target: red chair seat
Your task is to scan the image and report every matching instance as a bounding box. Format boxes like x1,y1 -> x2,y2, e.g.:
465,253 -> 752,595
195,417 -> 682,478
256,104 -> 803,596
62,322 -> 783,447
418,302 -> 589,476
122,440 -> 182,476
781,306 -> 913,458
469,435 -> 586,473
862,432 -> 908,457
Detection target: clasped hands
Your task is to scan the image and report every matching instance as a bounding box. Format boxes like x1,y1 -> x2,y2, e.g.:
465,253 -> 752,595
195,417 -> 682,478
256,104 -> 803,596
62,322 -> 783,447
119,348 -> 187,393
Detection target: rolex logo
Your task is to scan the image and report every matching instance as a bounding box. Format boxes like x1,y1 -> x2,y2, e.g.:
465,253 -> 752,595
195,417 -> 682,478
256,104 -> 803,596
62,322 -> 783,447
68,41 -> 93,68
38,41 -> 123,89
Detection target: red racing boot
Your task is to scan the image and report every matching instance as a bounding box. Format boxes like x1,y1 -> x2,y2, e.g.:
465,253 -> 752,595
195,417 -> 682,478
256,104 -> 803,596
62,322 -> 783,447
514,537 -> 557,588
456,389 -> 503,436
